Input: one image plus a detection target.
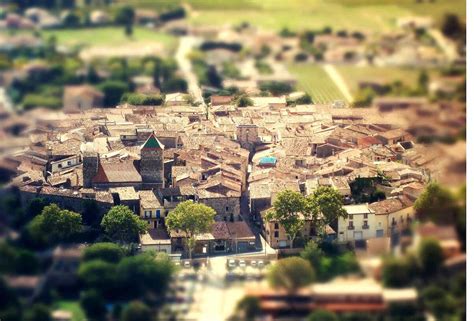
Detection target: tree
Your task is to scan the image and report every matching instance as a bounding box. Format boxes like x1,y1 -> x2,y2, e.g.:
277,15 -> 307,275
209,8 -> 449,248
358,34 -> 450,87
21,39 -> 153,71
306,186 -> 347,238
165,200 -> 215,258
78,259 -> 117,295
83,242 -> 124,263
115,6 -> 135,25
120,301 -> 153,321
307,309 -> 339,321
268,257 -> 314,295
0,278 -> 21,321
101,205 -> 147,244
80,289 -> 107,321
28,204 -> 82,244
414,182 -> 459,224
63,12 -> 80,27
381,257 -> 415,288
235,296 -> 261,321
265,190 -> 307,248
300,240 -> 324,274
23,304 -> 51,321
418,238 -> 443,277
116,252 -> 174,300
441,13 -> 463,38
417,70 -> 429,94
233,94 -> 254,107
97,81 -> 129,107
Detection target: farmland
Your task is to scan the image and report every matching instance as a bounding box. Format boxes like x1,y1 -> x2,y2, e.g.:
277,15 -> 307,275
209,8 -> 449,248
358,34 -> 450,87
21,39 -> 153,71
335,65 -> 440,94
117,0 -> 465,32
288,64 -> 347,104
42,27 -> 177,51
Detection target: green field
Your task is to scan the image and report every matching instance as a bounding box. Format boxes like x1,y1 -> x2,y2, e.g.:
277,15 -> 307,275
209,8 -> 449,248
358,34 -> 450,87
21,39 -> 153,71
116,0 -> 465,32
55,301 -> 86,321
336,65 -> 440,93
41,27 -> 177,50
288,64 -> 347,104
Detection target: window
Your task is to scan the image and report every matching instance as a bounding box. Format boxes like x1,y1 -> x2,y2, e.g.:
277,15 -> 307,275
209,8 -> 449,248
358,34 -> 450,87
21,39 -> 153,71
274,223 -> 279,229
348,221 -> 354,229
274,231 -> 279,238
349,214 -> 353,220
363,213 -> 368,219
156,210 -> 161,218
310,227 -> 316,236
67,161 -> 72,166
58,164 -> 62,168
225,206 -> 229,212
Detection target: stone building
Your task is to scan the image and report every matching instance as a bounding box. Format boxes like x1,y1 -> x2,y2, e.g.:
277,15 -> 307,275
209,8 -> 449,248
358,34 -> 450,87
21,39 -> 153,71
236,124 -> 260,149
140,134 -> 165,188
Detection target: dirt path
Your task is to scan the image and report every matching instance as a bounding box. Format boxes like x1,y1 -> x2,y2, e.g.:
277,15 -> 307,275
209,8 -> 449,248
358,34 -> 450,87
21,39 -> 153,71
323,63 -> 354,104
176,36 -> 205,105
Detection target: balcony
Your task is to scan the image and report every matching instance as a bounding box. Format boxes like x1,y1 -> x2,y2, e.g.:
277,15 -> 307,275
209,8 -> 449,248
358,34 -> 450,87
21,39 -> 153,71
347,225 -> 355,230
362,224 -> 370,230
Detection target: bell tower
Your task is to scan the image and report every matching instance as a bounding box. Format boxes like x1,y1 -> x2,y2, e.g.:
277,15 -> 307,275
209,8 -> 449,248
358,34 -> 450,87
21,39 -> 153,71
140,133 -> 164,188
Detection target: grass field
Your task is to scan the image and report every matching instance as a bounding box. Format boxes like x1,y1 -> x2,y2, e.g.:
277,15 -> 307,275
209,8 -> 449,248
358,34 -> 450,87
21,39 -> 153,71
123,0 -> 466,32
55,300 -> 86,321
336,65 -> 440,93
41,27 -> 177,51
288,63 -> 347,104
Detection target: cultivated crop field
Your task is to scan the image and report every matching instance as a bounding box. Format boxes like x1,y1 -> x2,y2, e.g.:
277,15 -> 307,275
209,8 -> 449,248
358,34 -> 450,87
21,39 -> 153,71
288,64 -> 347,104
42,27 -> 177,50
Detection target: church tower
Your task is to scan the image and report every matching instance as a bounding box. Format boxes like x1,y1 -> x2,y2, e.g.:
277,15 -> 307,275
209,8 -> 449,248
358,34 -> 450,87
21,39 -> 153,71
140,133 -> 164,188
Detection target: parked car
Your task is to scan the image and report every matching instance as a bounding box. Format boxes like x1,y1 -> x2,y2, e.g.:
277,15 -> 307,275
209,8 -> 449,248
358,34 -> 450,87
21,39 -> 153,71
239,260 -> 246,268
183,261 -> 191,268
228,259 -> 236,269
258,260 -> 265,268
250,260 -> 257,268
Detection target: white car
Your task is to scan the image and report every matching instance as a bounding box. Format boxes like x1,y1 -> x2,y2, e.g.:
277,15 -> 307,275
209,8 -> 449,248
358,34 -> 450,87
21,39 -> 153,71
239,260 -> 246,268
250,260 -> 257,268
257,260 -> 265,268
228,259 -> 236,268
183,261 -> 191,268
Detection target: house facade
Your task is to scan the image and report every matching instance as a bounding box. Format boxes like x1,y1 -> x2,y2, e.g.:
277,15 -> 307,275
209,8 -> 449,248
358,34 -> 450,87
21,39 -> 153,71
338,204 -> 376,242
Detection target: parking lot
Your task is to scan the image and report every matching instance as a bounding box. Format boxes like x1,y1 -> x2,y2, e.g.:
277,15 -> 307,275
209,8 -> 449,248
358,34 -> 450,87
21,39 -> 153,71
161,256 -> 273,320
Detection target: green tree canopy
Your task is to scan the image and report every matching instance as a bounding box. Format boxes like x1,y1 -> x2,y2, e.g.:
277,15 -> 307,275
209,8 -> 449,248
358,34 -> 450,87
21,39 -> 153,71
414,182 -> 459,224
306,186 -> 347,237
268,257 -> 315,294
418,238 -> 443,277
78,259 -> 117,295
235,296 -> 261,321
80,289 -> 107,321
83,242 -> 124,263
265,190 -> 307,248
120,301 -> 153,321
165,200 -> 215,258
23,304 -> 51,321
115,6 -> 135,25
381,256 -> 417,288
116,252 -> 175,300
101,205 -> 147,244
28,203 -> 82,244
307,309 -> 339,321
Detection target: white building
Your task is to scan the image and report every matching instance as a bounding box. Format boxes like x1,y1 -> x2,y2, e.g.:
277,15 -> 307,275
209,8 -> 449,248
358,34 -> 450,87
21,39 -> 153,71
338,204 -> 375,242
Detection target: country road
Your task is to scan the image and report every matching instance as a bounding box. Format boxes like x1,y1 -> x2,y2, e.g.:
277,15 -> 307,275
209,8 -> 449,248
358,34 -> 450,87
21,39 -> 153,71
427,28 -> 459,63
323,64 -> 354,104
176,36 -> 205,105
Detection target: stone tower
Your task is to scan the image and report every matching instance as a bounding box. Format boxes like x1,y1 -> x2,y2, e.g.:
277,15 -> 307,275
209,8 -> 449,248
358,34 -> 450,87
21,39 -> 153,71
140,133 -> 164,188
82,152 -> 99,188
